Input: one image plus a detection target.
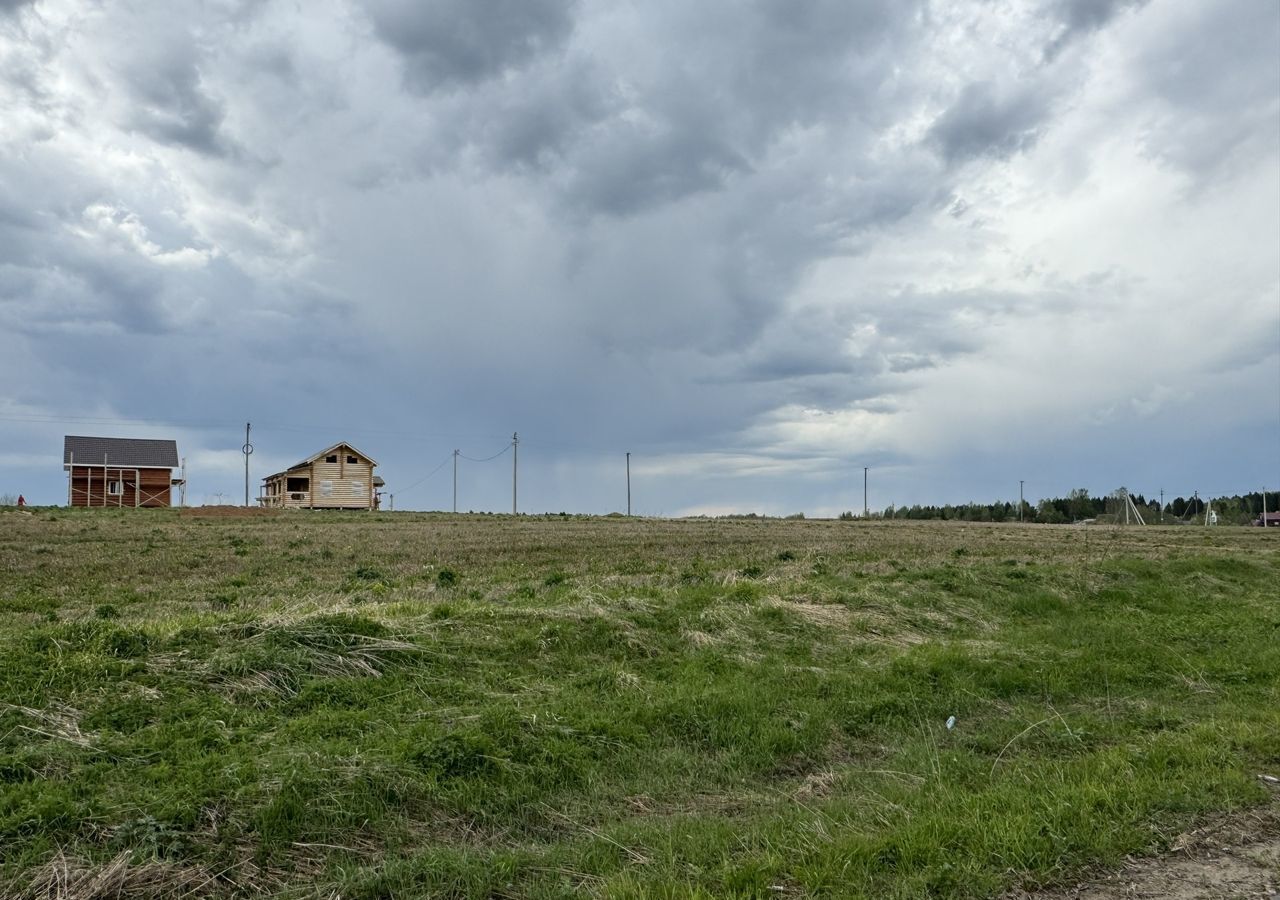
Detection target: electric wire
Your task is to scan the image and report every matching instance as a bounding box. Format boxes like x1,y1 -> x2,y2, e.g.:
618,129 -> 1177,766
393,452 -> 455,495
458,443 -> 512,463
390,442 -> 514,497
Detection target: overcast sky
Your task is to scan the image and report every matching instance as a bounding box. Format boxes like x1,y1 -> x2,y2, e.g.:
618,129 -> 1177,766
1,0 -> 1277,515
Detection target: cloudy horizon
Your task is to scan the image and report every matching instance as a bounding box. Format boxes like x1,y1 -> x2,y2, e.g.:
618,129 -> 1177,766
1,0 -> 1277,515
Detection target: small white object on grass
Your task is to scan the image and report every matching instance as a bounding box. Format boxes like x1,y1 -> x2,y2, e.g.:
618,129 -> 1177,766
946,716 -> 956,730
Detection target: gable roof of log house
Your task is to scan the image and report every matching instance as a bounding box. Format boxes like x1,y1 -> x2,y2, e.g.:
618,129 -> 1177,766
64,436 -> 180,469
263,442 -> 378,480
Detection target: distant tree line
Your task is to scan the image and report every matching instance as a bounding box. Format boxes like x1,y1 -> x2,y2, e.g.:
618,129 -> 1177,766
845,489 -> 1279,525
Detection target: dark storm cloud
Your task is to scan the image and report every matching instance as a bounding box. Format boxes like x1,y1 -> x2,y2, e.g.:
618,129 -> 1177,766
682,0 -> 918,127
0,255 -> 165,337
563,124 -> 750,216
1043,0 -> 1150,60
366,0 -> 577,92
927,81 -> 1053,163
0,184 -> 40,232
725,285 -> 1063,406
552,0 -> 918,215
404,0 -> 922,217
726,310 -> 870,385
121,51 -> 231,156
456,57 -> 616,172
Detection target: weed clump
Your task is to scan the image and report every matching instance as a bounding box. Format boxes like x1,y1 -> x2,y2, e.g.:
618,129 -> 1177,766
289,612 -> 389,642
436,568 -> 459,587
411,731 -> 498,779
110,816 -> 190,860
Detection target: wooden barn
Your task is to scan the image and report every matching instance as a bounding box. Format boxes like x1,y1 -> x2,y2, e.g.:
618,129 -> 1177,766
260,442 -> 380,510
64,436 -> 183,508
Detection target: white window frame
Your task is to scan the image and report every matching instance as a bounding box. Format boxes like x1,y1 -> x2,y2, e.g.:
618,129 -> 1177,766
107,480 -> 124,496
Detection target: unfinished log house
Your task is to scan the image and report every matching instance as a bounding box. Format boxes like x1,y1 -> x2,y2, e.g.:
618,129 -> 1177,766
259,442 -> 379,510
64,436 -> 183,507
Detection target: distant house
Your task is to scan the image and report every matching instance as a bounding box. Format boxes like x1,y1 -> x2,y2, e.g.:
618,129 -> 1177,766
1255,511 -> 1280,527
260,442 -> 379,510
63,436 -> 183,507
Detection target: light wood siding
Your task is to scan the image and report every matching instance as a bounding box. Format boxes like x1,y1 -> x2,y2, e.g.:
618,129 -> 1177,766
260,444 -> 377,510
307,456 -> 375,508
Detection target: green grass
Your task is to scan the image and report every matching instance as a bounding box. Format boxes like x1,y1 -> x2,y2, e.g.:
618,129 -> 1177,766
0,509 -> 1276,898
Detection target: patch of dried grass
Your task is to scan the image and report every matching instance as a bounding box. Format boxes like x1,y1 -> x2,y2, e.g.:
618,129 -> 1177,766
147,620 -> 424,701
765,598 -> 853,628
793,769 -> 841,800
21,850 -> 226,900
684,629 -> 719,647
2,703 -> 97,751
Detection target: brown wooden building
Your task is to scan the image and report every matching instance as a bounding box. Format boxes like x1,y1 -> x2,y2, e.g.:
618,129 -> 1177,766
259,442 -> 380,510
64,436 -> 183,508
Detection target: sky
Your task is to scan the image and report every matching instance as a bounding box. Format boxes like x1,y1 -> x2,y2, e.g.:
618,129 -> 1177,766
1,0 -> 1277,516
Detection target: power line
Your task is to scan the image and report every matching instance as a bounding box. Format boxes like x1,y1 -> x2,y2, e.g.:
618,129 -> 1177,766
392,452 -> 454,495
458,443 -> 512,463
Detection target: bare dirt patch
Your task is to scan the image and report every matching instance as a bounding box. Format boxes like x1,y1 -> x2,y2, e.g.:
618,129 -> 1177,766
1010,795 -> 1280,900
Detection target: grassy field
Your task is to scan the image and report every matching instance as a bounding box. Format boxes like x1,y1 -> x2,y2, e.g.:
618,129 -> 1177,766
0,509 -> 1276,898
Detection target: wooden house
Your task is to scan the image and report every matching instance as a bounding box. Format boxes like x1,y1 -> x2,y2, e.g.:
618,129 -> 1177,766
260,442 -> 379,510
64,436 -> 183,507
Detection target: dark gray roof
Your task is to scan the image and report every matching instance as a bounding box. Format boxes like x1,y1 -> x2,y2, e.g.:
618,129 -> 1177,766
63,436 -> 180,469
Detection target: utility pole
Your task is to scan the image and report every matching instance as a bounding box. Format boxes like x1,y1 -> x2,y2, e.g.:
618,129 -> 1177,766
452,450 -> 459,514
1160,488 -> 1164,524
1019,480 -> 1024,522
242,423 -> 253,507
512,432 -> 519,515
626,452 -> 631,516
863,467 -> 869,518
